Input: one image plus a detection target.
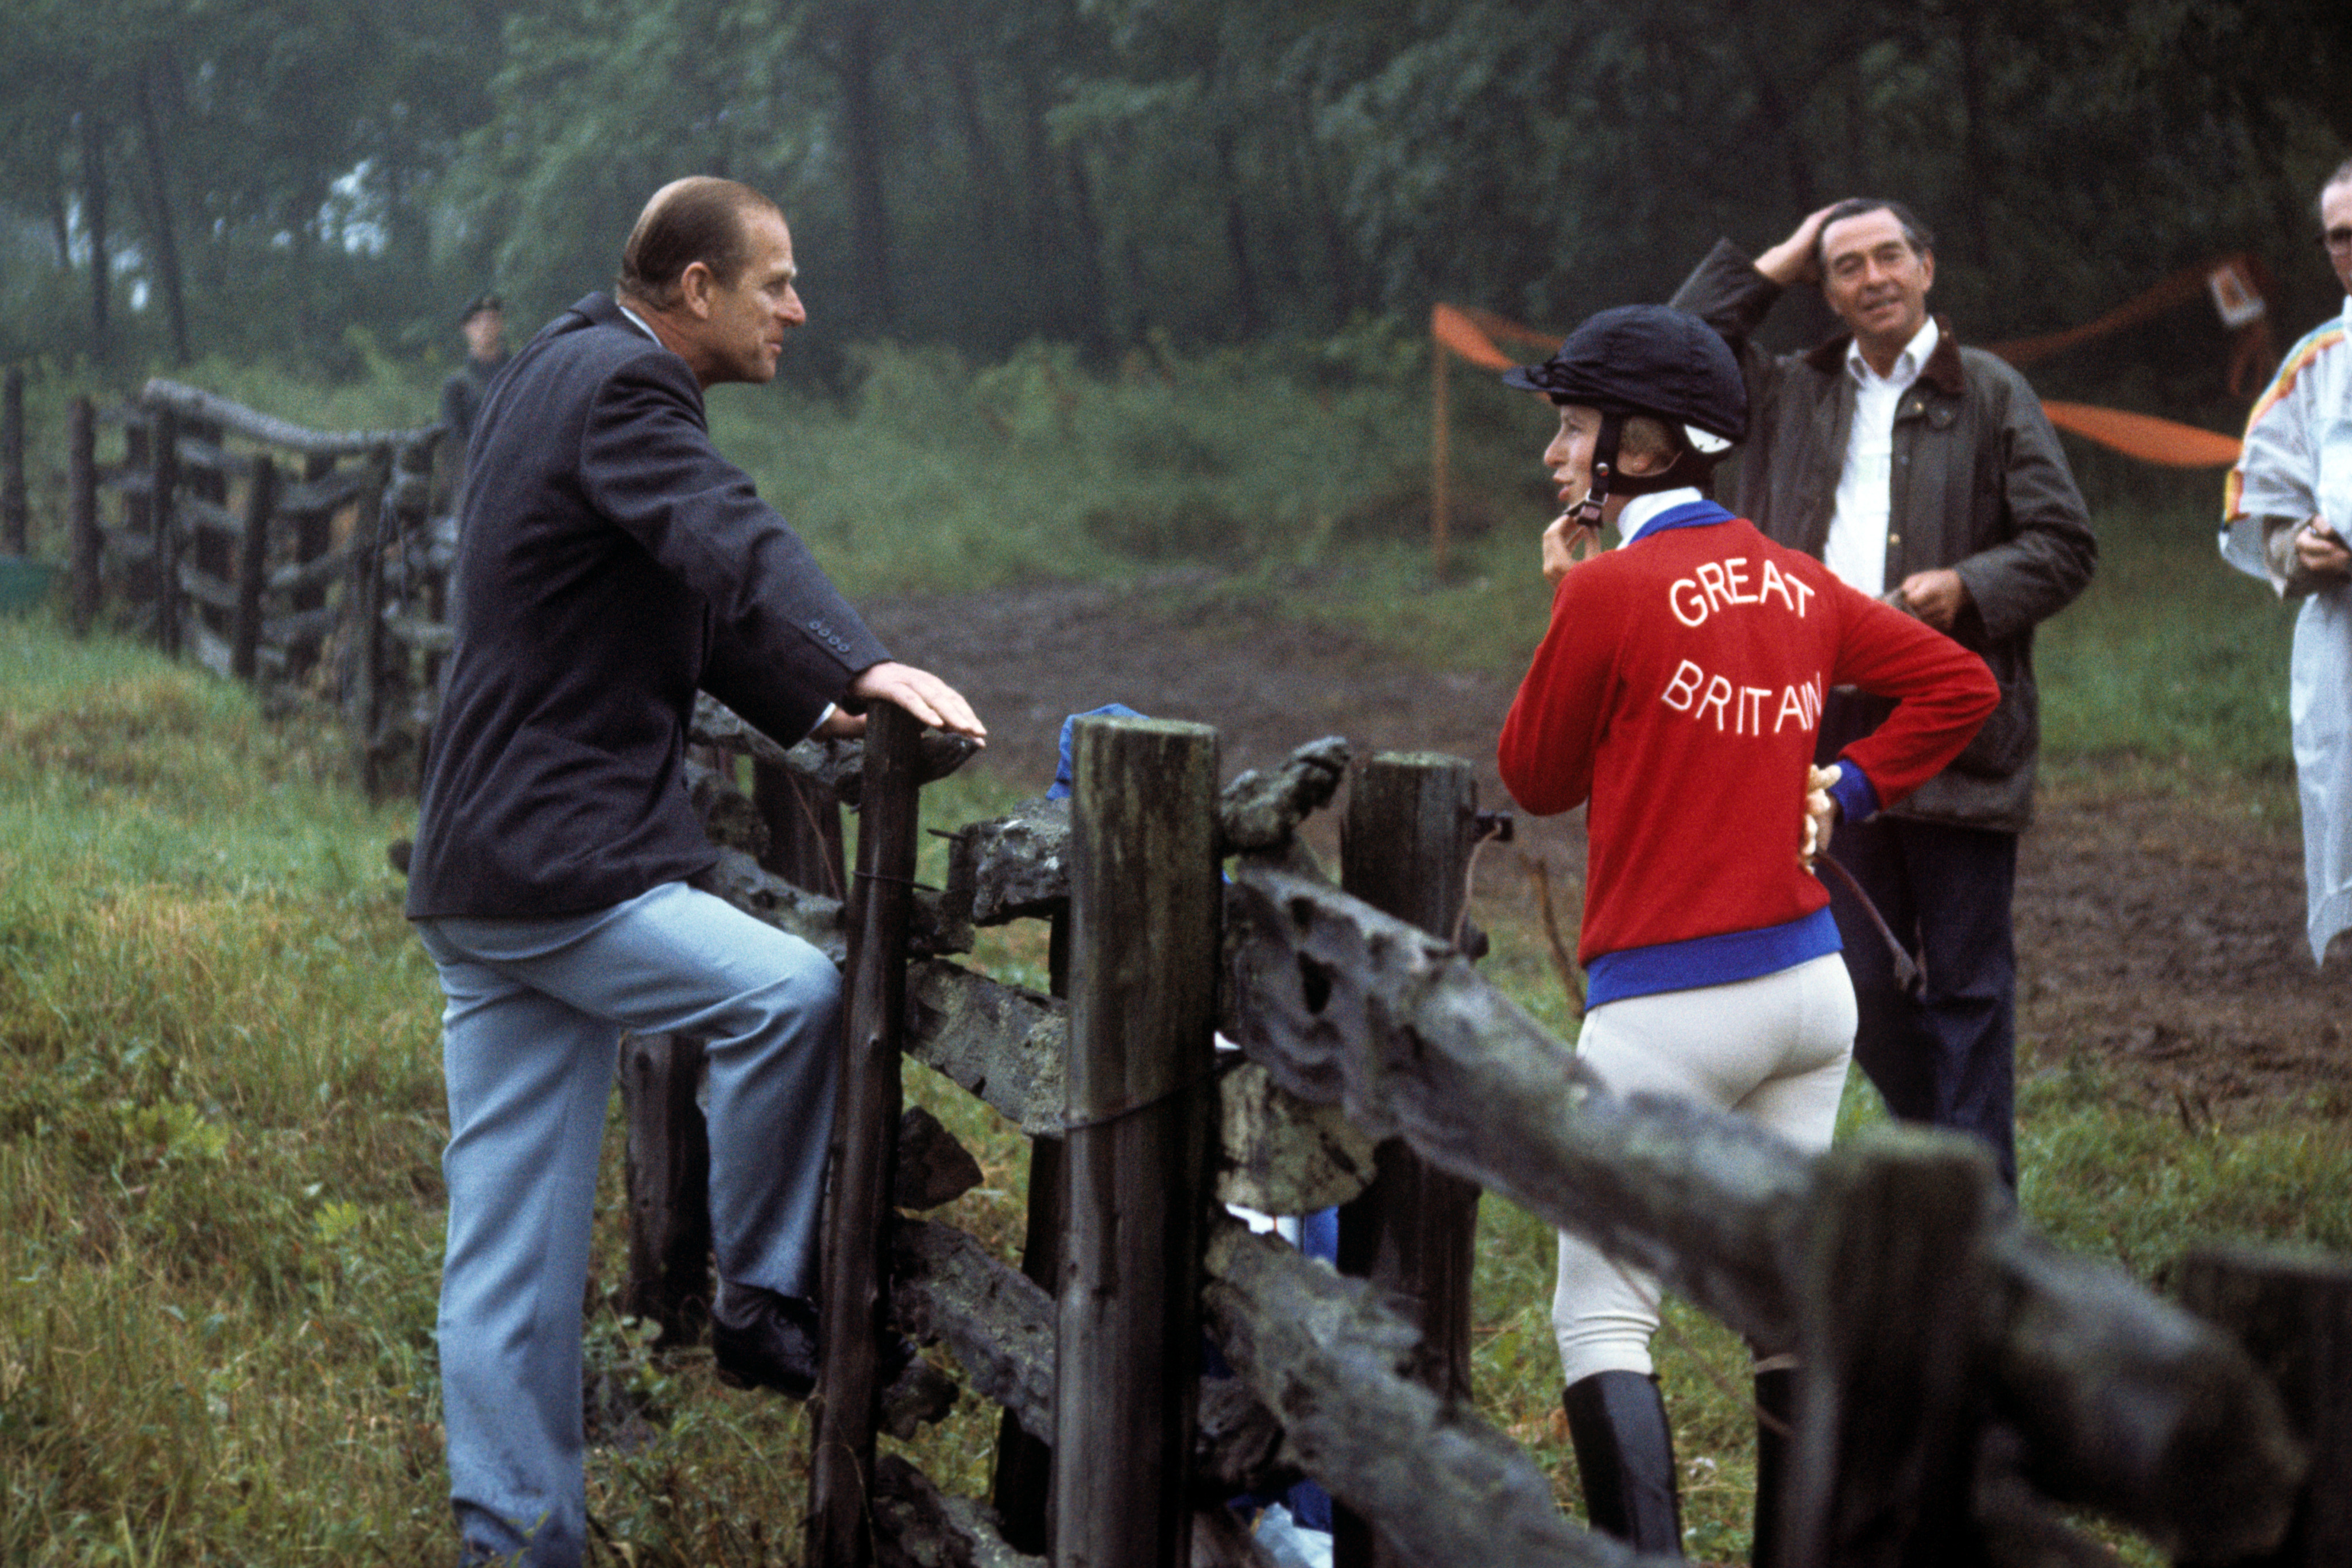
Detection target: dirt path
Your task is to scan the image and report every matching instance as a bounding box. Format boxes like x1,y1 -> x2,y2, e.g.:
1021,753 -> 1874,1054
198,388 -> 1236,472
866,582 -> 2350,1114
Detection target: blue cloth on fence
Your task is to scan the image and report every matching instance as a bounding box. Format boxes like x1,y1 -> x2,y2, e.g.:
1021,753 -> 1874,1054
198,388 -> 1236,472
1047,703 -> 1149,800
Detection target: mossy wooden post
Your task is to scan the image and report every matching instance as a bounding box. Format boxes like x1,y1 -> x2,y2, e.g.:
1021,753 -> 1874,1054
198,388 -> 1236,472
1055,716 -> 1220,1568
2,366 -> 25,555
231,454 -> 276,683
69,397 -> 98,636
2175,1245 -> 2352,1567
1333,752 -> 1482,1568
991,911 -> 1067,1555
620,1034 -> 712,1342
753,758 -> 847,901
808,701 -> 924,1568
1783,1131 -> 1995,1568
152,405 -> 180,656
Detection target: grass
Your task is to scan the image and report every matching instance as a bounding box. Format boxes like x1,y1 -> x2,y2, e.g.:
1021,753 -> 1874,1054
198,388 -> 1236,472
0,339 -> 2343,1563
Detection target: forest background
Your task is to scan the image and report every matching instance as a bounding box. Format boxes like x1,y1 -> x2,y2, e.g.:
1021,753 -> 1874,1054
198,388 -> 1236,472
6,0 -> 2352,433
8,5 -> 2352,1563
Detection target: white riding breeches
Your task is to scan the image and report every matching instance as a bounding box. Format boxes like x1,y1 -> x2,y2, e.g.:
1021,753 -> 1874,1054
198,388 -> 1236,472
1552,953 -> 1856,1386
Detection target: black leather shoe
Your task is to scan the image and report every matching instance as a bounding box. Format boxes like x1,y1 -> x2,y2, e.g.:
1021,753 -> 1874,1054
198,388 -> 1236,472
710,1286 -> 822,1399
710,1286 -> 920,1400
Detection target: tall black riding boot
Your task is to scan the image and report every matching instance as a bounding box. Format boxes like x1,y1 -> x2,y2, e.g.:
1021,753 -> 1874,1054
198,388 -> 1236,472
1562,1370 -> 1685,1558
1751,1366 -> 1796,1568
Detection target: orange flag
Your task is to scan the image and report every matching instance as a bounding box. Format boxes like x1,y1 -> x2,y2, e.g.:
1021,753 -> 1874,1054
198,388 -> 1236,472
1430,303 -> 1519,371
2038,401 -> 2241,468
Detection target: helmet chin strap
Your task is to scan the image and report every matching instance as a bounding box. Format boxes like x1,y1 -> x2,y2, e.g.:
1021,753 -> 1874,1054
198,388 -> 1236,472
1566,411 -> 1627,529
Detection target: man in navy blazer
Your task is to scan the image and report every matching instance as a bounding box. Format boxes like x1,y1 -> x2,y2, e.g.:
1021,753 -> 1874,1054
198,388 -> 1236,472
405,176 -> 984,1568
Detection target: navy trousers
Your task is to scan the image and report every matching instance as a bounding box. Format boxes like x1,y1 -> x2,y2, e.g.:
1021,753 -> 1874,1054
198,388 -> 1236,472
1822,812 -> 2020,1188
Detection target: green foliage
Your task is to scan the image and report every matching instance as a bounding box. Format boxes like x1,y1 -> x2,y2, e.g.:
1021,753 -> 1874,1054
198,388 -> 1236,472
702,331 -> 1458,598
6,0 -> 2344,405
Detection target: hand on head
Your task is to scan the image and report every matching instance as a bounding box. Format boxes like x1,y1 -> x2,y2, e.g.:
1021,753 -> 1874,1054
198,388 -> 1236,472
1756,204 -> 1845,288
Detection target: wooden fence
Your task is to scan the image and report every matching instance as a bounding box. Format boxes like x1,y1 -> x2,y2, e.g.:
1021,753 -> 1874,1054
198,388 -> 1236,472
652,706 -> 2348,1568
28,375 -> 2350,1566
58,378 -> 442,794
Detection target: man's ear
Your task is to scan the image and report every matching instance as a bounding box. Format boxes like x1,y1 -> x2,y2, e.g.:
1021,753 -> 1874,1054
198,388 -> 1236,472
678,261 -> 718,320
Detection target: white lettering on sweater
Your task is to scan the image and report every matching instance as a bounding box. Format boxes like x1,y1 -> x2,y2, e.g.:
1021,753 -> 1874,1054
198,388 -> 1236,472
1662,661 -> 1824,735
1668,555 -> 1814,628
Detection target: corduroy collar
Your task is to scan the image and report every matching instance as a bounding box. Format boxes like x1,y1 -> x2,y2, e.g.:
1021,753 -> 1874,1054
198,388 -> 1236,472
1803,313 -> 1964,396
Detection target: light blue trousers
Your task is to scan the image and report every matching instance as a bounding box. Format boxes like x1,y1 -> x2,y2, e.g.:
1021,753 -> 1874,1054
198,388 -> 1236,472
415,881 -> 842,1567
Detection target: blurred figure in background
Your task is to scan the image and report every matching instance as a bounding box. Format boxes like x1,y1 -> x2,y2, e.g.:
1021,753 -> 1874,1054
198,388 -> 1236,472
440,292 -> 508,464
2222,157 -> 2352,965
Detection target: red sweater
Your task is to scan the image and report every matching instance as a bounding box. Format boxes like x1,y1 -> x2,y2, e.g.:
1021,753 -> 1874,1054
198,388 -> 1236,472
1498,502 -> 1997,990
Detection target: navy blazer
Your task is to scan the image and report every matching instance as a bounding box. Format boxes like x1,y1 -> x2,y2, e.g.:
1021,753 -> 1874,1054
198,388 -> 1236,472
406,293 -> 891,919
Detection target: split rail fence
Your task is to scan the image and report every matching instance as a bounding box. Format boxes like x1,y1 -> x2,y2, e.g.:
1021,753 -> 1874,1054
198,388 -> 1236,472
655,706 -> 2347,1568
29,375 -> 2351,1567
59,378 -> 447,795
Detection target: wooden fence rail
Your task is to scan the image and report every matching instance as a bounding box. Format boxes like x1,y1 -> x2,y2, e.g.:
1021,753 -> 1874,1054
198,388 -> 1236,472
30,380 -> 2346,1565
58,380 -> 442,793
643,708 -> 2346,1568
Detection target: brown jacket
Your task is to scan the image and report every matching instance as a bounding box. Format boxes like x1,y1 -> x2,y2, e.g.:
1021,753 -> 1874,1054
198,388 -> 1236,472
1670,239 -> 2097,833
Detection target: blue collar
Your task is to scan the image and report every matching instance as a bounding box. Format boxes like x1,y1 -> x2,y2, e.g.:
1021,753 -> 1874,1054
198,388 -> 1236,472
1622,498 -> 1735,544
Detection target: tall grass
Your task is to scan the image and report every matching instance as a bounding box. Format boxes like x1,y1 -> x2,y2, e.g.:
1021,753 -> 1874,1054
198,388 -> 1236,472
1,338 -> 2344,1564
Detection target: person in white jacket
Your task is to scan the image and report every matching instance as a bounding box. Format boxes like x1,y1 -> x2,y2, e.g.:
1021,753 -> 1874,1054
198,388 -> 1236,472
2223,157 -> 2352,966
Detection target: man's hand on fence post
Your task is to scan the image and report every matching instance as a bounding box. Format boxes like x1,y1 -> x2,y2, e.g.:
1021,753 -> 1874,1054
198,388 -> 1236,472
849,660 -> 988,743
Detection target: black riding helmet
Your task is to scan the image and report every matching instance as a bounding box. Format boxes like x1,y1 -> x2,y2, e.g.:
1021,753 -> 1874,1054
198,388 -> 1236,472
1502,304 -> 1748,521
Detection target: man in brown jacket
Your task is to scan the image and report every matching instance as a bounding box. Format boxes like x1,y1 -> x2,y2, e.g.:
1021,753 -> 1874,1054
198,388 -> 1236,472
1671,200 -> 2096,1193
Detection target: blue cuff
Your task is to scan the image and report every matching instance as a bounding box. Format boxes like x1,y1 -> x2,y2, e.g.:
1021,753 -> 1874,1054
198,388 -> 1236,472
1828,762 -> 1879,825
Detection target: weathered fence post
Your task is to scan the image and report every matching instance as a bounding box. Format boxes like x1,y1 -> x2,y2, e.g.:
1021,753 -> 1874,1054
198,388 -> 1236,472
2175,1245 -> 2352,1567
620,1034 -> 713,1343
1055,716 -> 1220,1568
808,701 -> 926,1568
231,454 -> 276,682
69,398 -> 98,636
152,405 -> 180,656
1783,1129 -> 1997,1568
2,367 -> 24,555
991,912 -> 1068,1555
1333,752 -> 1483,1568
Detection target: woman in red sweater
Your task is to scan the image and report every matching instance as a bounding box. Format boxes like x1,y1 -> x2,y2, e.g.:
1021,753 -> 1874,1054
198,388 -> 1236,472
1495,306 -> 1996,1563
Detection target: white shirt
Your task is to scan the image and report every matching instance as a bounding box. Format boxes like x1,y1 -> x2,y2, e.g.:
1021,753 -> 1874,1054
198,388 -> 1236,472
616,300 -> 662,342
1616,487 -> 1704,545
1825,318 -> 1940,596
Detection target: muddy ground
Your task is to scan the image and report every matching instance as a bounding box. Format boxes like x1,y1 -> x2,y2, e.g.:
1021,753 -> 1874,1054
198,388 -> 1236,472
867,579 -> 2351,1120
